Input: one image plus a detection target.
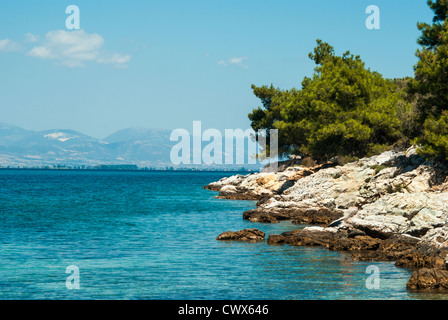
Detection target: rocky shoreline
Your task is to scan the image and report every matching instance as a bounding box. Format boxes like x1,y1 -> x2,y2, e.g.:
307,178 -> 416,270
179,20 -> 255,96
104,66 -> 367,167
207,148 -> 448,292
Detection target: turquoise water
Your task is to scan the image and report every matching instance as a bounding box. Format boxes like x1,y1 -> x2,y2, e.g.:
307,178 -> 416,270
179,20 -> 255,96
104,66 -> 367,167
0,169 -> 444,300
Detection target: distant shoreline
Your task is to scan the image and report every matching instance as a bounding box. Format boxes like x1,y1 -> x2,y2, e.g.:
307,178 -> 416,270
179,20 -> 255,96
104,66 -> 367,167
0,167 -> 258,173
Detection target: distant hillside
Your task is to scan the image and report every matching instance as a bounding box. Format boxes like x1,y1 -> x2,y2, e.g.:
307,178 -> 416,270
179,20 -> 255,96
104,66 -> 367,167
0,123 -> 261,170
103,127 -> 174,165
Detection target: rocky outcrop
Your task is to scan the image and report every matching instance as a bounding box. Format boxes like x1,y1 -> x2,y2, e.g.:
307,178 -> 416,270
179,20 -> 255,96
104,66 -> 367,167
266,226 -> 419,258
243,207 -> 343,225
203,161 -> 338,200
347,192 -> 448,238
209,148 -> 447,231
203,173 -> 286,200
216,229 -> 265,242
254,149 -> 437,221
206,147 -> 448,291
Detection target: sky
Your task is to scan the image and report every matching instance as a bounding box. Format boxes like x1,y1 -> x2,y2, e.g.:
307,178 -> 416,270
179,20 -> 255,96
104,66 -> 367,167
0,0 -> 435,139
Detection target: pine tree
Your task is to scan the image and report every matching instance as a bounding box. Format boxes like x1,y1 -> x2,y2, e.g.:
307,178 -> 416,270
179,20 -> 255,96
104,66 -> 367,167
248,40 -> 409,162
412,0 -> 448,160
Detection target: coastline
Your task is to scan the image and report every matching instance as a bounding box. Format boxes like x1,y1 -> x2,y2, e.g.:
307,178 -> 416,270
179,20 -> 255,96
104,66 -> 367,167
205,147 -> 448,292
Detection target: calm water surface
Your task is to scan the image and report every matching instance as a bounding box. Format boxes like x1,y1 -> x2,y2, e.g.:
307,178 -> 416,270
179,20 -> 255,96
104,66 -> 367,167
0,170 -> 445,300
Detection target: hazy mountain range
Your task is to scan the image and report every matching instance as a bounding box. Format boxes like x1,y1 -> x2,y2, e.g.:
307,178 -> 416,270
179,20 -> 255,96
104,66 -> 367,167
0,122 -> 260,170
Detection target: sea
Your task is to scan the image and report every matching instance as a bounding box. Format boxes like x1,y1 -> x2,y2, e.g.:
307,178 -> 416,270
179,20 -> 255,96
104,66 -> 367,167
0,169 -> 445,300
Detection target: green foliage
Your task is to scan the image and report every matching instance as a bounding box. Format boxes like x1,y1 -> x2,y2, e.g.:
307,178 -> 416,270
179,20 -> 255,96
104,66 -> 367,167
386,183 -> 408,194
411,22 -> 448,120
370,164 -> 388,175
249,40 -> 410,161
301,157 -> 316,168
415,112 -> 448,160
416,0 -> 448,49
394,78 -> 421,140
335,154 -> 359,166
248,84 -> 282,132
412,0 -> 448,160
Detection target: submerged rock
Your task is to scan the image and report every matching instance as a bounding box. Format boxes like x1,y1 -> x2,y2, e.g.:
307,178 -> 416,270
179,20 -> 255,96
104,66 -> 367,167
216,229 -> 265,242
266,227 -> 418,257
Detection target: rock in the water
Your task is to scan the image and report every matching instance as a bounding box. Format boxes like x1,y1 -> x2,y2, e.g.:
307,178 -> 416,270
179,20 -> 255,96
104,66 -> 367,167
243,207 -> 343,226
407,268 -> 448,291
216,229 -> 265,242
267,227 -> 420,263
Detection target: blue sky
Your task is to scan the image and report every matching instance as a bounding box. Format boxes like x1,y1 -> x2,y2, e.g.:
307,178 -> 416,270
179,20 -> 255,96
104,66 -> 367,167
0,0 -> 434,139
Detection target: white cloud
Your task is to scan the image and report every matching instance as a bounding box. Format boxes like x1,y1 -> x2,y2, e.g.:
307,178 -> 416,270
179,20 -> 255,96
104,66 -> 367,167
0,39 -> 20,52
230,57 -> 245,64
217,56 -> 248,69
27,29 -> 130,68
97,53 -> 131,65
28,30 -> 102,66
28,46 -> 54,59
24,33 -> 39,43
